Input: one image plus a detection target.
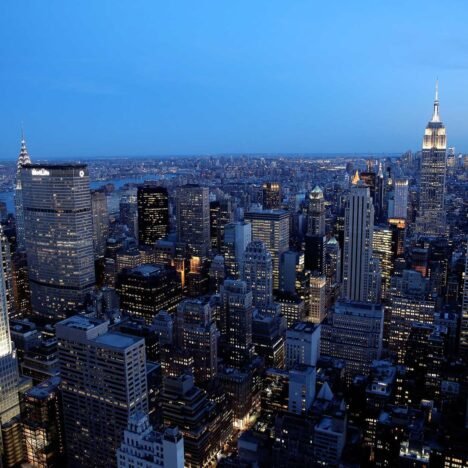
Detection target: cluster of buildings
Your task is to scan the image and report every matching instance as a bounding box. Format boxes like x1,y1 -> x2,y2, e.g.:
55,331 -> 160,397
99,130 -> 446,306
0,84 -> 466,467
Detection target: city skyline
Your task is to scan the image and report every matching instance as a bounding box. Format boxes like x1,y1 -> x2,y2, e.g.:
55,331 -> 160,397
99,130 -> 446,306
0,3 -> 466,467
1,1 -> 468,159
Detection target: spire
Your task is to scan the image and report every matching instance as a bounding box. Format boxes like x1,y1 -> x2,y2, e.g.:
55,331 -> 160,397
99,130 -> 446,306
17,129 -> 31,173
310,185 -> 324,199
431,79 -> 440,123
351,169 -> 360,185
377,161 -> 384,178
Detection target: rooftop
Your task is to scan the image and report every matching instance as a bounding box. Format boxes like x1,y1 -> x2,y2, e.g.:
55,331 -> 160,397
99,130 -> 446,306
94,332 -> 141,349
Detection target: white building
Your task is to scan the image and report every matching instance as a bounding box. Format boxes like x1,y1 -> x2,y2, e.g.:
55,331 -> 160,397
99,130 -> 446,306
343,176 -> 376,303
288,364 -> 316,414
242,241 -> 273,309
285,321 -> 321,369
117,412 -> 184,468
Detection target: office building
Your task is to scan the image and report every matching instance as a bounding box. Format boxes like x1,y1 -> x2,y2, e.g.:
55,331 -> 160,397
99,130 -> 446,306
288,364 -> 316,414
416,82 -> 447,236
14,134 -> 32,251
176,185 -> 210,258
21,377 -> 65,467
222,221 -> 252,279
175,298 -> 217,385
91,190 -> 109,258
321,301 -> 383,382
242,241 -> 273,309
11,251 -> 32,318
220,279 -> 254,368
388,218 -> 406,258
56,316 -> 148,468
22,164 -> 95,318
461,255 -> 468,359
153,310 -> 174,346
244,210 -> 289,289
304,186 -> 326,274
137,186 -> 169,247
210,198 -> 232,251
120,190 -> 138,238
279,250 -> 303,294
309,273 -> 327,323
342,175 -> 376,303
161,374 -> 226,468
372,225 -> 394,299
252,312 -> 286,368
285,321 -> 321,370
276,292 -> 305,327
117,264 -> 182,325
392,178 -> 409,219
262,182 -> 281,209
388,270 -> 435,363
117,412 -> 184,468
325,237 -> 342,286
0,229 -> 21,427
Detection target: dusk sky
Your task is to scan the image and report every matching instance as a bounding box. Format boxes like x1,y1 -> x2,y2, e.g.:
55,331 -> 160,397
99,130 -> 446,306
1,0 -> 467,160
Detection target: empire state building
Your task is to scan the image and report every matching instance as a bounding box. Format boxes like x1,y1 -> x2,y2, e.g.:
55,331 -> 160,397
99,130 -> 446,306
416,82 -> 447,236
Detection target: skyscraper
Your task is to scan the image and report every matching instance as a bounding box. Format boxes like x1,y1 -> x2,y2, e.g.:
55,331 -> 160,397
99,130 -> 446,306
175,298 -> 218,385
342,176 -> 376,303
21,377 -> 65,467
244,210 -> 289,289
392,178 -> 409,220
176,185 -> 210,258
321,301 -> 383,382
137,186 -> 169,247
416,82 -> 447,236
304,186 -> 326,274
14,134 -> 32,251
461,254 -> 468,359
56,315 -> 148,468
285,321 -> 321,370
309,273 -> 327,323
242,241 -> 274,309
222,221 -> 252,279
0,227 -> 21,426
91,190 -> 109,258
262,182 -> 281,209
22,164 -> 95,319
117,264 -> 182,325
372,225 -> 394,299
220,279 -> 254,368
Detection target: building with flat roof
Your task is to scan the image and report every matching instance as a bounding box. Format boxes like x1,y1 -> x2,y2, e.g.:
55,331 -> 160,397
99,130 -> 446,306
21,164 -> 95,318
56,315 -> 148,468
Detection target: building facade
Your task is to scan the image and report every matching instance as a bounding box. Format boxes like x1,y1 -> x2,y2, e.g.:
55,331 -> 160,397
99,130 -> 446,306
22,164 -> 95,318
56,316 -> 148,468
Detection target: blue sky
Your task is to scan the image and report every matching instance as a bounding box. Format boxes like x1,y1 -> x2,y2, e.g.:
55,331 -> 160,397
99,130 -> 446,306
0,0 -> 467,160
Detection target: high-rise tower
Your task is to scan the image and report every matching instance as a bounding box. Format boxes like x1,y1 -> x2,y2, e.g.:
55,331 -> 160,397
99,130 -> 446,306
342,175 -> 376,302
244,210 -> 289,289
137,186 -> 169,247
262,182 -> 281,209
176,185 -> 210,258
416,82 -> 447,236
14,133 -> 32,251
242,241 -> 274,309
0,227 -> 21,425
22,164 -> 96,319
304,186 -> 326,274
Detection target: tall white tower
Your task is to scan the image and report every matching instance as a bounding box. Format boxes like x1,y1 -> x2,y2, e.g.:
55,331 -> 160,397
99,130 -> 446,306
342,175 -> 376,302
416,81 -> 447,236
